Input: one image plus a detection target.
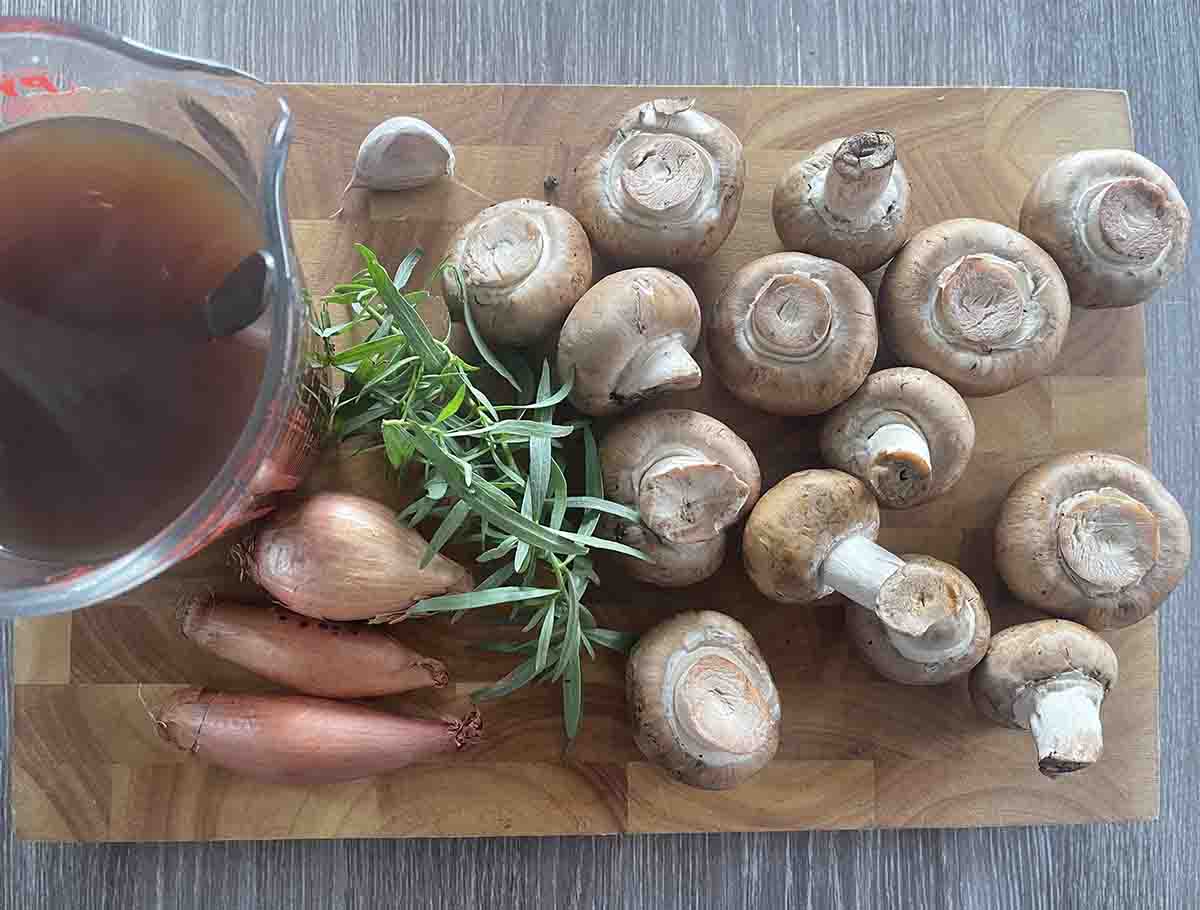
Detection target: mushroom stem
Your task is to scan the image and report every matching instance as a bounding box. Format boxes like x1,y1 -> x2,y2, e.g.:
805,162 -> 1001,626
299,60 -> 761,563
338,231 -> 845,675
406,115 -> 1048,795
1081,177 -> 1174,264
882,595 -> 976,664
821,534 -> 905,608
638,455 -> 750,544
619,135 -> 709,217
1013,671 -> 1106,777
1055,486 -> 1160,596
933,253 -> 1038,352
865,423 -> 933,506
668,649 -> 774,758
613,336 -> 702,403
823,131 -> 897,221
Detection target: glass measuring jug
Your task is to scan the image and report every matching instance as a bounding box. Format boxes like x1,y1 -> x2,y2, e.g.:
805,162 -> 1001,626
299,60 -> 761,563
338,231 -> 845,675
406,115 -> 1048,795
0,18 -> 324,618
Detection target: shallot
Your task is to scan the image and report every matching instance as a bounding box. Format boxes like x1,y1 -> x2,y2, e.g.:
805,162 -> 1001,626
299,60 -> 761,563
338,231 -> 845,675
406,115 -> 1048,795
178,596 -> 449,698
238,492 -> 474,621
155,689 -> 482,784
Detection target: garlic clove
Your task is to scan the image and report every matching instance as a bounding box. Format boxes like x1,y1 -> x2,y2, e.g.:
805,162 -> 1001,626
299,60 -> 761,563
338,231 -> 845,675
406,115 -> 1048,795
350,116 -> 456,191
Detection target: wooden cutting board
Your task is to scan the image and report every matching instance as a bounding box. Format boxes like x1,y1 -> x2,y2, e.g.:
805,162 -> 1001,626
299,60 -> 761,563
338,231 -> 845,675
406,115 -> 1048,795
10,85 -> 1157,841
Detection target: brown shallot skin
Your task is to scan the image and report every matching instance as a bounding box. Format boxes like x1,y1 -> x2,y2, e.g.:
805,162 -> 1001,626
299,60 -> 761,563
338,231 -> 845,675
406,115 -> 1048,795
241,492 -> 474,620
178,597 -> 449,698
155,689 -> 482,784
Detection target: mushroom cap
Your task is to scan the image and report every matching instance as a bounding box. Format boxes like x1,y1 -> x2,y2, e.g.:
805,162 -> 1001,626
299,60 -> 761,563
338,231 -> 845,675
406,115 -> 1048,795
743,469 -> 880,604
995,450 -> 1190,629
772,132 -> 912,274
709,252 -> 878,416
845,556 -> 991,685
557,267 -> 702,416
877,218 -> 1071,397
601,409 -> 762,544
969,619 -> 1118,729
573,98 -> 745,267
627,609 -> 781,789
1019,149 -> 1191,309
819,367 -> 975,508
443,198 -> 593,346
612,521 -> 727,588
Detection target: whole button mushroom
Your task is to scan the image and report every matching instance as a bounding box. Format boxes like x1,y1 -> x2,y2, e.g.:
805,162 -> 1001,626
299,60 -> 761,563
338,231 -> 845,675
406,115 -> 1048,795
557,268 -> 702,416
574,98 -> 745,267
601,409 -> 761,587
602,409 -> 762,544
1019,150 -> 1191,309
845,554 -> 992,686
772,130 -> 913,274
708,252 -> 878,416
627,610 -> 781,789
743,470 -> 990,684
443,199 -> 592,346
820,367 -> 975,509
995,451 -> 1191,629
970,619 -> 1118,777
877,219 -> 1071,397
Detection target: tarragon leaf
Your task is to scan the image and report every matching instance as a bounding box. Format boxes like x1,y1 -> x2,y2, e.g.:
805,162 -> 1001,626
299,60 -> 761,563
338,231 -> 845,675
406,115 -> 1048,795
392,247 -> 423,290
421,499 -> 470,567
471,656 -> 539,702
407,585 -> 558,616
564,497 -> 640,522
358,244 -> 445,372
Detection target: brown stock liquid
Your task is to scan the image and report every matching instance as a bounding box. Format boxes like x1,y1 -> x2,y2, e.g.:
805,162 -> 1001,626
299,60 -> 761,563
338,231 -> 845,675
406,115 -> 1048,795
0,117 -> 266,562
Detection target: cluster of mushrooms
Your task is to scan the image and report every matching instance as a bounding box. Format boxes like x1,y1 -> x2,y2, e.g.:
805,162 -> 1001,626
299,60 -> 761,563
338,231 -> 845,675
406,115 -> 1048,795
375,99 -> 1191,788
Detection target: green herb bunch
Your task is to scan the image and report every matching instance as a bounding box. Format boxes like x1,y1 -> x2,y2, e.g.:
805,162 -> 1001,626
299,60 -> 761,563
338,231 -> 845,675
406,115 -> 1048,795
312,244 -> 644,739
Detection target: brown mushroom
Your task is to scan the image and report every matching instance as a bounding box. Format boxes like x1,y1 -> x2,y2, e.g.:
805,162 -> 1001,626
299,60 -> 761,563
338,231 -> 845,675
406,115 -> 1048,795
574,98 -> 745,266
708,252 -> 877,416
772,130 -> 913,274
627,610 -> 781,789
602,409 -> 761,544
970,619 -> 1118,777
443,198 -> 592,346
819,367 -> 975,509
877,219 -> 1071,396
556,268 -> 702,416
1020,150 -> 1191,309
743,470 -> 989,683
995,451 -> 1190,629
601,409 -> 760,588
845,554 -> 991,685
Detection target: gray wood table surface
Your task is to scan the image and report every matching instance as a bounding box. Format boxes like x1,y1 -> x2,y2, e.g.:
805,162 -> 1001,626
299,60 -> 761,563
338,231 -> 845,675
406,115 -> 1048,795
2,1 -> 1197,907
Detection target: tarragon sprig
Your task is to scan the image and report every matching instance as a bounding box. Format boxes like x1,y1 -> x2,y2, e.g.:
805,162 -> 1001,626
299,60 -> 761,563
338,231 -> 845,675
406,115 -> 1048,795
312,244 -> 644,739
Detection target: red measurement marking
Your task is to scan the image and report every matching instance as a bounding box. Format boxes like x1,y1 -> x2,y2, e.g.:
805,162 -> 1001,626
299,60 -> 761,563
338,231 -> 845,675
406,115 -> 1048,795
0,69 -> 77,98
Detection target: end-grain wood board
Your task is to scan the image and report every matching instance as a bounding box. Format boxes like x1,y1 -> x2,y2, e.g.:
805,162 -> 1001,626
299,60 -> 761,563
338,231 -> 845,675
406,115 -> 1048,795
10,85 -> 1158,842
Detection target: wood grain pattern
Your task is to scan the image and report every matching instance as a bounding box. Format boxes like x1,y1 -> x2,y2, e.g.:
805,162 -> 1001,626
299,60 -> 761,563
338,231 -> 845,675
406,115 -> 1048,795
8,84 -> 1157,842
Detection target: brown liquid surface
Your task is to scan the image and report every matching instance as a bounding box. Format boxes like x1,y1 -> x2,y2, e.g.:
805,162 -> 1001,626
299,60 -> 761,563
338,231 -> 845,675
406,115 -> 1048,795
0,117 -> 266,562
